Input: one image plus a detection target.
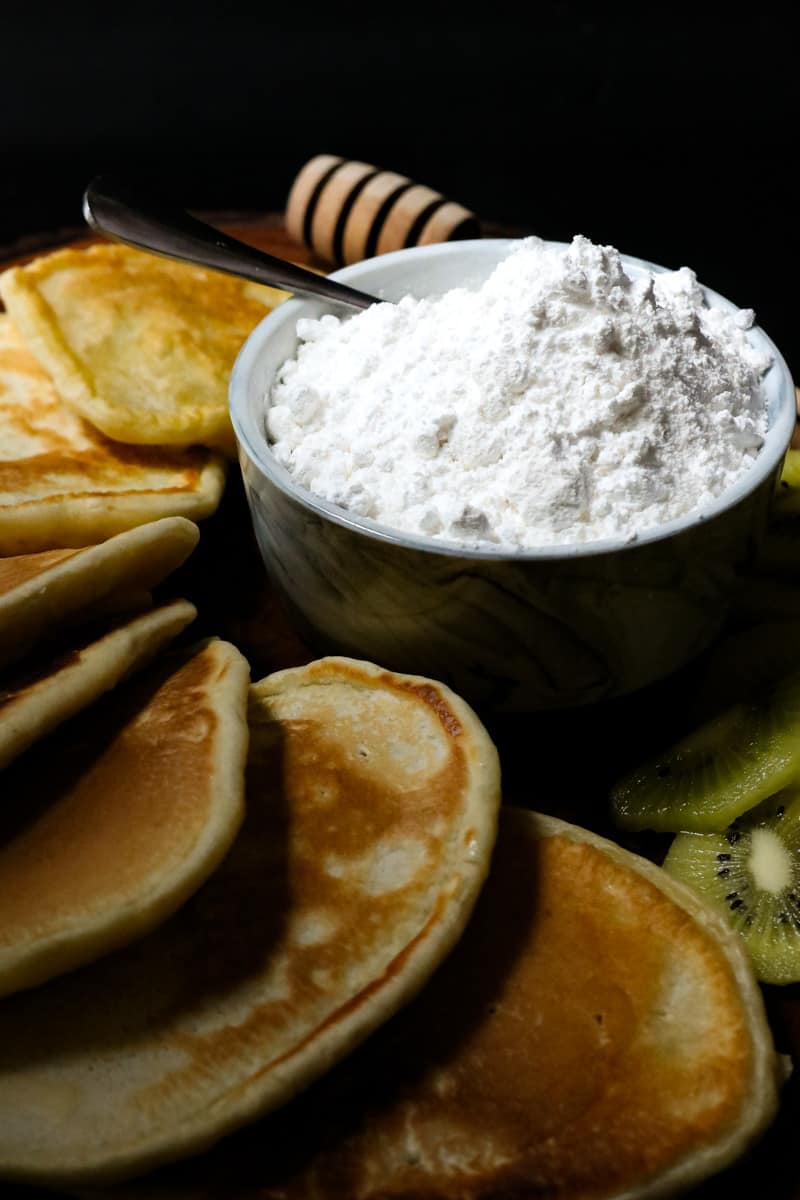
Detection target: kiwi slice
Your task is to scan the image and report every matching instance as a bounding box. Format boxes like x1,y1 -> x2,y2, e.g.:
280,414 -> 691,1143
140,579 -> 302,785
731,576 -> 800,626
610,668 -> 800,833
774,448 -> 800,516
755,517 -> 800,576
664,789 -> 800,985
688,620 -> 800,725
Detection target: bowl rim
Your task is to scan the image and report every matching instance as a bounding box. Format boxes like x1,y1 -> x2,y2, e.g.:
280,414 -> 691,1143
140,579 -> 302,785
230,237 -> 797,562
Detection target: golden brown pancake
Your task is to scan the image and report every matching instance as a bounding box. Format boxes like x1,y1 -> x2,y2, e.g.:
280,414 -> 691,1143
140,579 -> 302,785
0,637 -> 249,1000
0,315 -> 226,554
0,244 -> 288,455
0,515 -> 199,669
0,656 -> 500,1186
0,598 -> 196,771
193,808 -> 772,1200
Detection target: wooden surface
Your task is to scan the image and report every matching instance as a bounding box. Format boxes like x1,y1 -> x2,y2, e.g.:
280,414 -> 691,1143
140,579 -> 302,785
1,218 -> 799,1199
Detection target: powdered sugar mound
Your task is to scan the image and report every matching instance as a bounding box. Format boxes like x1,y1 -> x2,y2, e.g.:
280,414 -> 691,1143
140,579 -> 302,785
266,235 -> 771,550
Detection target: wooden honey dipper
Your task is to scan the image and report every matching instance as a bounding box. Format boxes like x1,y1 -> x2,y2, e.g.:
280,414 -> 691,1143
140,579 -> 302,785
285,154 -> 480,267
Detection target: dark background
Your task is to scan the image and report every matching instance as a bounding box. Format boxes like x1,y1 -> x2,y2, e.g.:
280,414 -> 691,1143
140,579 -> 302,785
0,11 -> 799,1198
2,3 -> 797,374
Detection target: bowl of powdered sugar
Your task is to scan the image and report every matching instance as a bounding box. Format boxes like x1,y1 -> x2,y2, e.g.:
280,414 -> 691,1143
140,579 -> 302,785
230,236 -> 795,711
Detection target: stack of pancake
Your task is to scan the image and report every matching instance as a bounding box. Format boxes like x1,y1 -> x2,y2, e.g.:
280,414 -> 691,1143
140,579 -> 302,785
0,530 -> 784,1197
0,243 -> 290,554
0,243 -> 786,1198
0,531 -> 506,1189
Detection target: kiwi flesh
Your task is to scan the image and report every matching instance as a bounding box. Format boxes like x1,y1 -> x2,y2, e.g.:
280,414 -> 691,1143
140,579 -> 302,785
664,789 -> 800,985
610,669 -> 800,834
774,448 -> 800,516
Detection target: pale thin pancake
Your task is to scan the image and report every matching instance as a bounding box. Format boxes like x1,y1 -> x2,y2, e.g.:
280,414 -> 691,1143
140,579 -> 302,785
0,315 -> 226,554
0,597 -> 197,771
0,656 -> 500,1186
0,244 -> 288,455
0,515 -> 199,669
206,809 -> 774,1200
0,638 -> 249,1001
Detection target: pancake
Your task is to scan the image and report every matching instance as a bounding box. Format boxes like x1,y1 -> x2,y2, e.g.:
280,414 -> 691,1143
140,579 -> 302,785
0,315 -> 226,554
200,808 -> 774,1200
0,244 -> 288,455
0,637 -> 249,1001
0,656 -> 500,1186
0,598 -> 197,771
0,515 -> 199,669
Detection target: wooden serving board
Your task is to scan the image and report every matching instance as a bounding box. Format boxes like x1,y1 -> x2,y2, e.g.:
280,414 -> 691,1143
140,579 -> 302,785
1,218 -> 800,1200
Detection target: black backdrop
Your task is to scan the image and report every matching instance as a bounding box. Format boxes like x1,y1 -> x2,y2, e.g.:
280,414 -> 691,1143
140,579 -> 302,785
2,3 -> 797,373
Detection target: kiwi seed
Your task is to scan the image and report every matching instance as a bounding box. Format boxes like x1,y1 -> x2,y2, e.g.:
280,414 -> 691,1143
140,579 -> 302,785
664,789 -> 800,985
610,669 -> 800,833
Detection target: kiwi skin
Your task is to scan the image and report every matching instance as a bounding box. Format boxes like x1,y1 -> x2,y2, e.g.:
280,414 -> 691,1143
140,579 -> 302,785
610,669 -> 800,834
664,789 -> 800,986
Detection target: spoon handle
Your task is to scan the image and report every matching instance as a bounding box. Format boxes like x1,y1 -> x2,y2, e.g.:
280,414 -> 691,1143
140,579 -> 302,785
82,175 -> 376,311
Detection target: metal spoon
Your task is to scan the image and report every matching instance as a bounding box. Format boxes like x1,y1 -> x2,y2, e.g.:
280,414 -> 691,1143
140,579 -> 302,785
82,175 -> 378,312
